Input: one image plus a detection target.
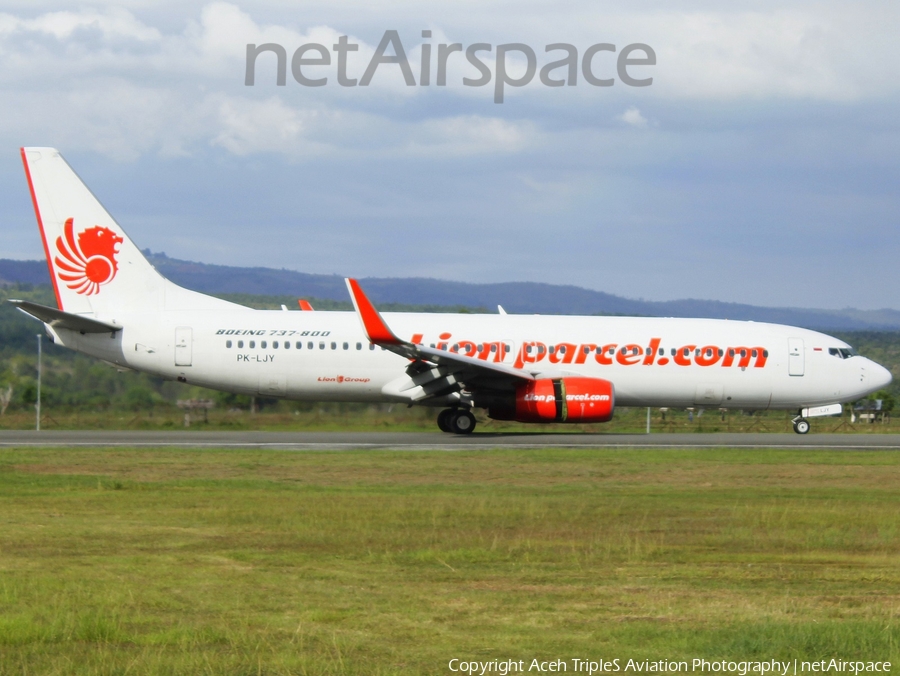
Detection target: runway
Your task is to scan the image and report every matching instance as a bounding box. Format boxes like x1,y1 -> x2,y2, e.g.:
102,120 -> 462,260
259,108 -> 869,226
1,430 -> 900,450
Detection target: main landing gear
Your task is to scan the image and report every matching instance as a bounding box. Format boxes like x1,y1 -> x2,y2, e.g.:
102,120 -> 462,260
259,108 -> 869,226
792,415 -> 810,435
437,408 -> 477,435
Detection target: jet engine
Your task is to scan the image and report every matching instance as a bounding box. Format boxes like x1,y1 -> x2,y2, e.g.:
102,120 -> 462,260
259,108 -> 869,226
488,377 -> 615,423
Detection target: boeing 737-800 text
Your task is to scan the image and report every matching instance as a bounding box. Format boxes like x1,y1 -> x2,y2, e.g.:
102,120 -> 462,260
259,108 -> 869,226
11,148 -> 893,434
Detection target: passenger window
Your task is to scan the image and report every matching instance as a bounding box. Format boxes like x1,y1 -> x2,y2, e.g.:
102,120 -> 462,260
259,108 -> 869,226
369,344 -> 375,350
308,342 -> 313,349
491,345 -> 497,353
238,340 -> 244,348
226,340 -> 232,348
284,341 -> 289,349
295,341 -> 301,349
331,342 -> 337,350
273,341 -> 279,349
249,340 -> 256,349
319,342 -> 325,350
356,342 -> 362,350
549,346 -> 555,354
343,342 -> 348,350
261,340 -> 267,349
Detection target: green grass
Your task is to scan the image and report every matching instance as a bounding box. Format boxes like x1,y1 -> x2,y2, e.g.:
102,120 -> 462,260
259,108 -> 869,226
0,447 -> 898,674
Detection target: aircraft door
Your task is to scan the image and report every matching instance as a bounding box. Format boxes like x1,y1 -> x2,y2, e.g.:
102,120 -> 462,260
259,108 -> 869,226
788,338 -> 804,376
175,327 -> 192,366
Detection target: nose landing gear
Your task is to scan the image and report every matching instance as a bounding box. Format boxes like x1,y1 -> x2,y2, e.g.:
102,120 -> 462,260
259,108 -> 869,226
792,416 -> 810,434
437,408 -> 477,434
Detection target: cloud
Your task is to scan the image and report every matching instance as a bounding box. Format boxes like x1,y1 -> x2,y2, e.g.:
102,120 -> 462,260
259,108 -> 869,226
0,7 -> 161,42
0,83 -> 208,162
0,2 -> 895,164
212,96 -> 317,156
406,116 -> 534,157
619,106 -> 647,127
0,1 -> 898,309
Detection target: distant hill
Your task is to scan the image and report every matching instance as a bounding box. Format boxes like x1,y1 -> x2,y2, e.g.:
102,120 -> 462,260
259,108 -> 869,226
0,259 -> 51,286
3,255 -> 900,331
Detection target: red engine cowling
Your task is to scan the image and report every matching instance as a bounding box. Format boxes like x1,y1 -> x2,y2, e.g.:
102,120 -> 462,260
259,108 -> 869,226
490,377 -> 615,423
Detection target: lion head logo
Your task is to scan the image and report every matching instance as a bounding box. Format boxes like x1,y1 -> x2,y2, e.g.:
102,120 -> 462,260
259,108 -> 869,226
54,218 -> 123,296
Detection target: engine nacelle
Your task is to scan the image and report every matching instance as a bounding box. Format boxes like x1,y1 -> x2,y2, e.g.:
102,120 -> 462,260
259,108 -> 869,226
488,377 -> 615,424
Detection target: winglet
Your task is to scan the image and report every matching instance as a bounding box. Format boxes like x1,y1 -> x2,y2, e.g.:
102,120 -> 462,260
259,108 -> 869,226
298,299 -> 314,311
345,278 -> 403,346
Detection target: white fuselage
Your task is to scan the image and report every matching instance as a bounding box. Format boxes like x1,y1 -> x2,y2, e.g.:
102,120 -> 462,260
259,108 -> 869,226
48,308 -> 891,410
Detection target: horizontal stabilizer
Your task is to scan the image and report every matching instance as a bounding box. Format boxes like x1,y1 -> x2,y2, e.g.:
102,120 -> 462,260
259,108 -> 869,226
8,299 -> 120,333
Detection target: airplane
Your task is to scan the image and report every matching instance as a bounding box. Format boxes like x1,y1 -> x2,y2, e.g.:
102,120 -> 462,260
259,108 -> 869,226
10,147 -> 893,435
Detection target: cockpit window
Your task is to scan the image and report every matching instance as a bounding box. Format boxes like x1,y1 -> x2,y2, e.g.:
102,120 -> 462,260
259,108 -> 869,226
828,347 -> 859,359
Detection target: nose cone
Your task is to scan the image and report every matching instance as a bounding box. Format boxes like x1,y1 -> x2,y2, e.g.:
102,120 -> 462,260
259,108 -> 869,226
858,358 -> 893,397
870,361 -> 894,390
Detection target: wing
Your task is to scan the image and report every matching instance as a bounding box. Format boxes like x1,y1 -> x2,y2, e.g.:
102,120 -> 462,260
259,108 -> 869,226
345,278 -> 532,404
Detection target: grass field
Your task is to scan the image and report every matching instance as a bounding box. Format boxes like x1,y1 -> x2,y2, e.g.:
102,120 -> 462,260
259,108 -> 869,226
0,446 -> 898,675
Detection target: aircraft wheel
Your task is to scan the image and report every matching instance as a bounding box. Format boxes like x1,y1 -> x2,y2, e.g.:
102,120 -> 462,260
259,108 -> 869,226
450,410 -> 477,435
437,409 -> 455,433
793,418 -> 810,435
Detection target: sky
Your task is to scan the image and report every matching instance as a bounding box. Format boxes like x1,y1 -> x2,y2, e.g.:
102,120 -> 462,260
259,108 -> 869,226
0,0 -> 897,310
